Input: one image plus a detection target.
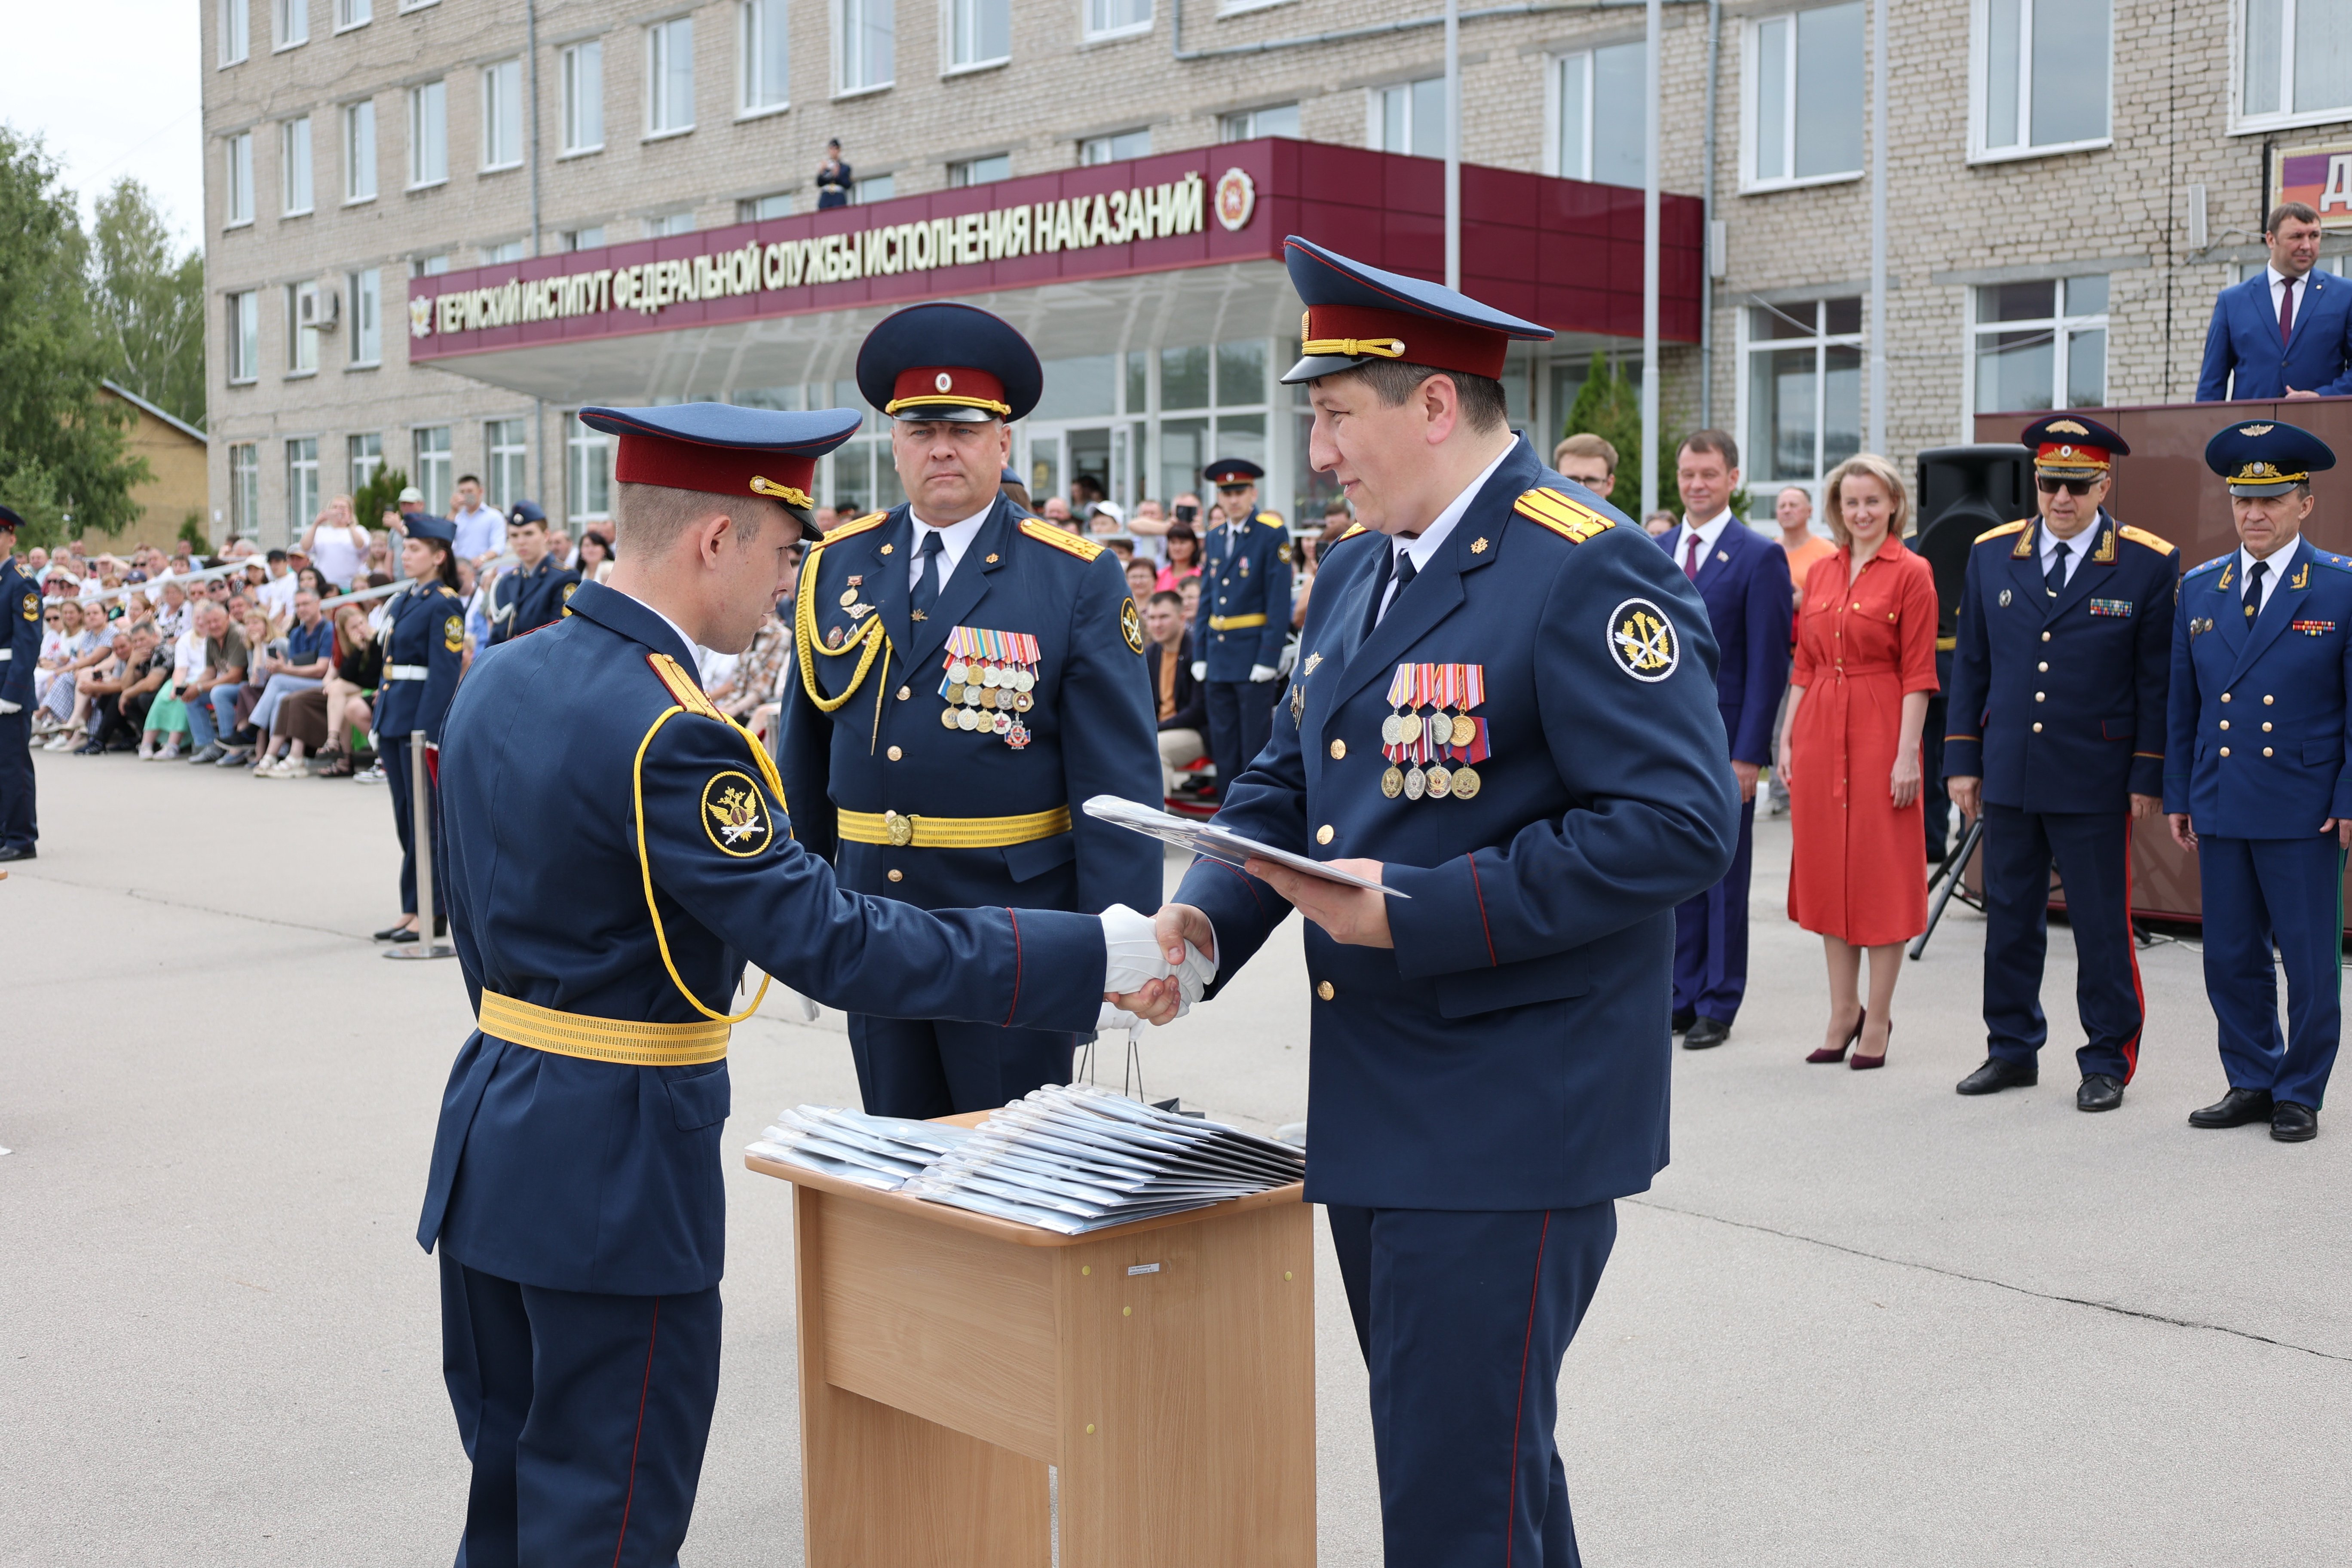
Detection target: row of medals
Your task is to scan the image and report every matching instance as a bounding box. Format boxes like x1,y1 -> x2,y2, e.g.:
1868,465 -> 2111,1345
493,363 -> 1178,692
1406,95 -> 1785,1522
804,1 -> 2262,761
1380,705 -> 1484,801
940,658 -> 1037,732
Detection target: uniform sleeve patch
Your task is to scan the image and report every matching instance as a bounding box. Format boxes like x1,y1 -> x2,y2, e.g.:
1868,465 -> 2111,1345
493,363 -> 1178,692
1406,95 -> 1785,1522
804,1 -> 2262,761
701,769 -> 775,857
1608,597 -> 1681,682
19,591 -> 36,622
1119,597 -> 1146,654
1018,517 -> 1105,560
443,614 -> 465,652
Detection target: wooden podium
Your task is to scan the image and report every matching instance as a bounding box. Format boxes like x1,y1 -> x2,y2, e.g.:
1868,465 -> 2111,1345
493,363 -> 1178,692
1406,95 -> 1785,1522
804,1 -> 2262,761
747,1119 -> 1315,1567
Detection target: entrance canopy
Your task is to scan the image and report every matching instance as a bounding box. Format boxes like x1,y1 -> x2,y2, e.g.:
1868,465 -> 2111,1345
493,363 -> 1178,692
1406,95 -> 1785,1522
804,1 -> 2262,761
407,140 -> 1703,406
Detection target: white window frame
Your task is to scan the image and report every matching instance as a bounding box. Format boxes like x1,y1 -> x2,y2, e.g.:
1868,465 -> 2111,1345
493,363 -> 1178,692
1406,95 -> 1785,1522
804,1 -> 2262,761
1969,0 -> 2113,165
646,17 -> 697,138
343,100 -> 377,202
567,416 -> 613,524
286,282 -> 321,376
1220,103 -> 1298,141
348,268 -> 382,367
219,0 -> 250,64
1216,0 -> 1291,15
481,59 -> 524,171
409,80 -> 448,188
1543,44 -> 1648,184
227,291 -> 260,383
273,0 -> 307,51
1368,77 -> 1440,160
281,116 -> 313,215
834,0 -> 895,97
1079,129 -> 1150,166
413,426 -> 453,516
334,0 -> 370,33
2231,0 -> 2352,134
348,432 -> 384,494
1735,297 -> 1867,496
1966,275 -> 2112,417
1084,0 -> 1152,42
943,0 -> 1011,74
561,226 -> 609,250
736,194 -> 791,220
1740,6 -> 1865,193
285,438 -> 320,533
561,41 -> 605,155
947,154 -> 1011,187
851,174 -> 893,203
486,419 -> 528,512
230,443 -> 260,532
398,0 -> 438,12
740,0 -> 791,116
224,132 -> 254,226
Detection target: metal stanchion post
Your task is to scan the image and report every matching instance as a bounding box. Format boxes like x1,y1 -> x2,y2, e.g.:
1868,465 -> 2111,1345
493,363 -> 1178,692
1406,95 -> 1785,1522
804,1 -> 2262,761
386,729 -> 455,961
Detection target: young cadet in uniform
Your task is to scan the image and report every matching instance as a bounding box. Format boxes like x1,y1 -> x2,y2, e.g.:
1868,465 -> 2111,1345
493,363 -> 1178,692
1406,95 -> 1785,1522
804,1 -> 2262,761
421,402 -> 1187,1564
2167,420 -> 2352,1143
1190,456 -> 1293,796
0,505 -> 39,863
1130,237 -> 1739,1567
372,514 -> 465,944
777,303 -> 1162,1117
1944,416 -> 2179,1112
485,500 -> 580,646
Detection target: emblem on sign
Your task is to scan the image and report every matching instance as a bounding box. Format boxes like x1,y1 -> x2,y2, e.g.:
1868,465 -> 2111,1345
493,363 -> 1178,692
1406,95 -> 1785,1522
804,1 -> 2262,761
701,770 -> 774,857
410,296 -> 434,339
1608,598 -> 1679,682
1214,167 -> 1257,232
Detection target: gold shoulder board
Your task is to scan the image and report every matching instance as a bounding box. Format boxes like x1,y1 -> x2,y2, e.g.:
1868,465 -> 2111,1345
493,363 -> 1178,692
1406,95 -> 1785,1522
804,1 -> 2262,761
2118,524 -> 2176,554
1514,487 -> 1617,543
821,511 -> 889,543
1330,521 -> 1370,545
646,652 -> 727,722
1020,517 -> 1106,560
1974,519 -> 2032,545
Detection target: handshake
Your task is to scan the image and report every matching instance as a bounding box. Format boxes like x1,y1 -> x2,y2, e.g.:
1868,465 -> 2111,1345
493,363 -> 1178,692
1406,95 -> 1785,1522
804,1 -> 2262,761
1098,903 -> 1216,1030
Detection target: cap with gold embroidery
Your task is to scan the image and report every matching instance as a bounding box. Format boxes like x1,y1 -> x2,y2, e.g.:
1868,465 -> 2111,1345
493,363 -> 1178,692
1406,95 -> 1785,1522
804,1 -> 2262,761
2205,417 -> 2336,497
857,301 -> 1043,423
576,403 -> 863,536
1280,235 -> 1554,385
2021,413 -> 2128,478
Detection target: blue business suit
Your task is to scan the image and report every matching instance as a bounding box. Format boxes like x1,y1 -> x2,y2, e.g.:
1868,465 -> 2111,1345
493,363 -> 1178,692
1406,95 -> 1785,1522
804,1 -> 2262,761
2165,537 -> 2352,1109
1177,438 -> 1737,1566
1944,512 -> 2179,1081
1656,516 -> 1791,1026
2196,270 -> 2352,401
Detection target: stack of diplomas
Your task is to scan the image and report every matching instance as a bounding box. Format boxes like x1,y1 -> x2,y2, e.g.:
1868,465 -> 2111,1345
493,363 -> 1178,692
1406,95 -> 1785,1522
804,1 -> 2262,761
747,1082 -> 1305,1234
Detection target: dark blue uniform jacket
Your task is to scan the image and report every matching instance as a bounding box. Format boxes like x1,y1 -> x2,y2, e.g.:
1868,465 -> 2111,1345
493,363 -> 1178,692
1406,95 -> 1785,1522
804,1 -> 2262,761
1193,511 -> 1294,680
1,559 -> 37,708
487,557 -> 581,646
374,580 -> 466,743
1654,518 -> 1792,765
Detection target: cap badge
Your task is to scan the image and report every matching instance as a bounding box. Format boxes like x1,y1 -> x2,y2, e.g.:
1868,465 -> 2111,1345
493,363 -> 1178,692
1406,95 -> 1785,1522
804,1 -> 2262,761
2241,423 -> 2275,437
935,372 -> 953,392
2059,445 -> 2075,458
2047,419 -> 2089,435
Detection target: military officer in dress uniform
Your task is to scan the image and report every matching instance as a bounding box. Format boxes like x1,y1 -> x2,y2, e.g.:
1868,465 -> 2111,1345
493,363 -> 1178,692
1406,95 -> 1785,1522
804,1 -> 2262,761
485,499 -> 581,646
777,303 -> 1163,1118
422,401 -> 1182,1564
1190,456 -> 1293,796
1133,238 -> 1739,1567
1943,416 -> 2180,1111
2166,419 -> 2352,1143
372,514 -> 466,943
0,505 -> 40,863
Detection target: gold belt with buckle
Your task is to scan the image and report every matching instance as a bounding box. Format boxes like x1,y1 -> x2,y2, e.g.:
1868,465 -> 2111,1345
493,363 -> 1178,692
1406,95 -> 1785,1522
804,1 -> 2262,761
478,991 -> 730,1066
1209,613 -> 1268,630
836,805 -> 1074,849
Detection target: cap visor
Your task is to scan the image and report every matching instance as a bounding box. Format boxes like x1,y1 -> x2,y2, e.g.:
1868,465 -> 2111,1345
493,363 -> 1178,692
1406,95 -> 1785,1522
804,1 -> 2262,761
888,404 -> 999,423
2034,464 -> 2106,480
2228,479 -> 2302,496
1281,352 -> 1375,385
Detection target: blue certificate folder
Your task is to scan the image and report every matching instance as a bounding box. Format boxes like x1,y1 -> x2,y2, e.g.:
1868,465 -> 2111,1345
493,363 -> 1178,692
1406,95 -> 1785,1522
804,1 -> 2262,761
1082,795 -> 1408,898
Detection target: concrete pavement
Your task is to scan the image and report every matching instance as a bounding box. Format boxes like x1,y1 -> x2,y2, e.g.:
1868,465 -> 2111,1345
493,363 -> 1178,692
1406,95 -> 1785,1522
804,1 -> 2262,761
4,751 -> 2349,1565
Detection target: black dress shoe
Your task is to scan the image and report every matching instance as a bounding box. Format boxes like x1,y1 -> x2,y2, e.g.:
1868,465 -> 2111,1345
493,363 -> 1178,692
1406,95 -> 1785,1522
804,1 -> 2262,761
1683,1017 -> 1731,1050
2272,1102 -> 2318,1142
1955,1057 -> 2037,1095
373,922 -> 418,943
2188,1087 -> 2272,1128
2076,1074 -> 2124,1112
0,844 -> 33,863
1670,1010 -> 1697,1034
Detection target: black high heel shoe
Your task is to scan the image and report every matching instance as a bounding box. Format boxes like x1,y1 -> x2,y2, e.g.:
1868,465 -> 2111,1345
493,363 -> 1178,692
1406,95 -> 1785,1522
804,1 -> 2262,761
1807,1008 -> 1865,1064
1851,1018 -> 1893,1070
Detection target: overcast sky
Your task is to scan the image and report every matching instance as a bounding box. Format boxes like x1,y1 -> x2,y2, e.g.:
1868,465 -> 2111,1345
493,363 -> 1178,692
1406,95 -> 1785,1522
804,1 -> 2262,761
13,0 -> 204,248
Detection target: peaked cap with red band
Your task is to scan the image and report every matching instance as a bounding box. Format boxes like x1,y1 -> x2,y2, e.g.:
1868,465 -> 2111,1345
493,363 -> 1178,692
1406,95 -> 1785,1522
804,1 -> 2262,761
1280,235 -> 1554,385
2020,413 -> 2129,478
856,301 -> 1043,423
577,403 -> 863,537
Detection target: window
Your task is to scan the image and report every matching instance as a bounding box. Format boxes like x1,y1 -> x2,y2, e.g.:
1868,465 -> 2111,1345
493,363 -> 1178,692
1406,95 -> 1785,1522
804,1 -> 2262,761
273,0 -> 306,49
281,116 -> 312,214
483,59 -> 524,169
561,226 -> 608,249
349,268 -> 381,364
286,438 -> 319,532
836,0 -> 894,92
486,420 -> 528,511
946,154 -> 1010,186
286,283 -> 321,374
335,0 -> 369,30
1221,104 -> 1298,141
2241,0 -> 2352,127
647,211 -> 697,236
229,443 -> 260,532
1552,43 -> 1646,186
647,18 -> 696,134
1975,0 -> 2110,159
225,132 -> 254,225
1744,297 -> 1862,487
413,426 -> 453,515
1372,78 -> 1443,160
1079,129 -> 1151,165
484,240 -> 527,263
568,416 -> 612,523
412,253 -> 450,276
737,193 -> 793,220
852,174 -> 893,202
946,0 -> 1009,69
409,81 -> 447,186
343,100 -> 376,201
1745,5 -> 1863,189
741,0 -> 790,112
1086,0 -> 1151,39
1973,276 -> 2108,414
227,291 -> 260,383
349,432 -> 383,494
220,0 -> 249,64
562,41 -> 604,152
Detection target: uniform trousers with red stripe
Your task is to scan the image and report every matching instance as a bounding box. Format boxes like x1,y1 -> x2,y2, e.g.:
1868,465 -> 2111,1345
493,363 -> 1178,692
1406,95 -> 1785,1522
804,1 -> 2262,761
1326,1201 -> 1617,1568
1979,803 -> 2143,1081
440,1257 -> 721,1568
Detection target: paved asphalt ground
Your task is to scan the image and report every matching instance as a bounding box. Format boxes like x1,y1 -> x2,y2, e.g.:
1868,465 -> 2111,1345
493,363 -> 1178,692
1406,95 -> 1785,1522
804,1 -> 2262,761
7,752 -> 2352,1565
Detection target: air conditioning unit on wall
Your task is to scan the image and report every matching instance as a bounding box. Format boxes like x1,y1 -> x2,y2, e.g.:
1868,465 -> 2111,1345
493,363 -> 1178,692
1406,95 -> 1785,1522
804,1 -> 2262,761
298,285 -> 341,331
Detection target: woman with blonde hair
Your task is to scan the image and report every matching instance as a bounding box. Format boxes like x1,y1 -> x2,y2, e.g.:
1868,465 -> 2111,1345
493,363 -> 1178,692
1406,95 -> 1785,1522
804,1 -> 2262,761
1778,453 -> 1941,1069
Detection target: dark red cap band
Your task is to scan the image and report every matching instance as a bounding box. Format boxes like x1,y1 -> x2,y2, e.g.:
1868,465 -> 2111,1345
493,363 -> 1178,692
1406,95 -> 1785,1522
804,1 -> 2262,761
612,435 -> 816,508
1302,304 -> 1510,380
887,366 -> 1010,416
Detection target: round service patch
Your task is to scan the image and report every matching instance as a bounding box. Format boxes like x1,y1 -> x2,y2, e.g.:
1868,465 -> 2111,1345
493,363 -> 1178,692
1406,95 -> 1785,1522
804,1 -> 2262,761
1607,597 -> 1680,683
701,769 -> 775,858
1119,597 -> 1146,655
20,591 -> 37,622
443,614 -> 466,652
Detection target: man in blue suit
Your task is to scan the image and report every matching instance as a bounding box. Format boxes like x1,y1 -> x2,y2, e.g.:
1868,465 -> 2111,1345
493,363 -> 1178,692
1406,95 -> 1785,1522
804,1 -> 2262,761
1943,416 -> 2179,1111
2196,202 -> 2352,401
1133,237 -> 1739,1567
1655,431 -> 1791,1049
2166,419 -> 2352,1143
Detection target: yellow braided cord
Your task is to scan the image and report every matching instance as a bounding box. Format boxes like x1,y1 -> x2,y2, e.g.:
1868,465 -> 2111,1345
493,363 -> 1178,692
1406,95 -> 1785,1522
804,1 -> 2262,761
632,705 -> 775,1025
793,543 -> 893,712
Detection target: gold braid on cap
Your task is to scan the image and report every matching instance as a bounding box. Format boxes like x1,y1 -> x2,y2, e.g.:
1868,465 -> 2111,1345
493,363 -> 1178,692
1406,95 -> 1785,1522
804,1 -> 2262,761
749,475 -> 813,508
882,392 -> 1012,416
1300,310 -> 1406,361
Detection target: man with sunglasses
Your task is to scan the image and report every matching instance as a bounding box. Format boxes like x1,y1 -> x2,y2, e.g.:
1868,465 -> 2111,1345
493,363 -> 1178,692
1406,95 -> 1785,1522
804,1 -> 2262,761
1943,415 -> 2180,1111
1190,456 -> 1294,798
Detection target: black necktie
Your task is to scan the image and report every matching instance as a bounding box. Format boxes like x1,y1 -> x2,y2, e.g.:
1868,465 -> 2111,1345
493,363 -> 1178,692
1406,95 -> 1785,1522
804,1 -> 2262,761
912,531 -> 945,621
1377,553 -> 1418,629
2045,541 -> 2069,598
2245,559 -> 2268,622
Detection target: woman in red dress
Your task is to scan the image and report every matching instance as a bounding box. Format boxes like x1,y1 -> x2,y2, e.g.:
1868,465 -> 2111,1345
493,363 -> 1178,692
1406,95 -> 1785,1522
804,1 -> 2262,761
1778,454 -> 1940,1069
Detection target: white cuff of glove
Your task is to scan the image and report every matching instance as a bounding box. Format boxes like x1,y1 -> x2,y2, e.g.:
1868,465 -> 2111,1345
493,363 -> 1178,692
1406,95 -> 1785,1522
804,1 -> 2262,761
1190,661 -> 1207,682
1248,664 -> 1280,683
0,699 -> 18,715
1098,903 -> 1212,1008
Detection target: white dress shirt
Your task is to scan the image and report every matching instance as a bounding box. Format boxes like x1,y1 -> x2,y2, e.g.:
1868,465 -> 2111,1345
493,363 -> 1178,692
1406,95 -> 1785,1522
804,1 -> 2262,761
907,504 -> 992,593
1674,508 -> 1737,576
2037,514 -> 2102,588
2237,542 -> 2295,615
609,585 -> 712,681
1376,441 -> 1515,623
2269,264 -> 2311,334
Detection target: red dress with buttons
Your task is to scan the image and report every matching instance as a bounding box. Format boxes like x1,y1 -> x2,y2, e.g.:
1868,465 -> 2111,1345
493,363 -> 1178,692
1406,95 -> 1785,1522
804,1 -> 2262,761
1786,537 -> 1942,946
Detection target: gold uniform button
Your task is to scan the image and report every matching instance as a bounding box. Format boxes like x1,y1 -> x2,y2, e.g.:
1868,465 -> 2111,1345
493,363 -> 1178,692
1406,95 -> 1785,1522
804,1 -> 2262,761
2035,692 -> 2046,702
896,686 -> 911,701
1329,740 -> 1346,760
888,868 -> 904,882
2265,694 -> 2276,704
2037,662 -> 2049,672
2033,722 -> 2043,733
2220,747 -> 2231,757
887,745 -> 903,761
2264,722 -> 2274,732
2265,747 -> 2275,757
1317,824 -> 1335,845
2041,631 -> 2052,642
2220,720 -> 2230,731
2221,693 -> 2233,703
1316,980 -> 1335,1001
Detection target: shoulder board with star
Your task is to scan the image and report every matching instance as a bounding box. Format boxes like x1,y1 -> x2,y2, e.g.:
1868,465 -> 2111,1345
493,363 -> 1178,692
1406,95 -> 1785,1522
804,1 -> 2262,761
1327,521 -> 1373,548
646,652 -> 727,721
1514,487 -> 1616,543
1019,518 -> 1105,561
1975,519 -> 2032,545
2116,524 -> 2175,555
2186,554 -> 2230,578
821,511 -> 889,544
1253,512 -> 1288,534
2318,551 -> 2352,573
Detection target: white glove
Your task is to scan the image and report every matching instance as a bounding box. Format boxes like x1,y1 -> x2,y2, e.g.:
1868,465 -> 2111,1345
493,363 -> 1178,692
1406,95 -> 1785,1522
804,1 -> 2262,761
1248,664 -> 1280,683
0,699 -> 17,715
1191,660 -> 1207,682
1276,641 -> 1299,676
1098,903 -> 1211,1010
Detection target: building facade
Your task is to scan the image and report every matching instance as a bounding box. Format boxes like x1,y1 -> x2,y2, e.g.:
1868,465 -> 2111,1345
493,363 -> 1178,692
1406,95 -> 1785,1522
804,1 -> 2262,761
200,0 -> 2327,546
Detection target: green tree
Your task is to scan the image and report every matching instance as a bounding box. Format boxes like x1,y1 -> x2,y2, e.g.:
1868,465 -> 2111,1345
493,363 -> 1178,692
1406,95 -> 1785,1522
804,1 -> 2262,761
1560,355 -> 1749,522
355,466 -> 411,532
0,128 -> 146,549
92,177 -> 206,431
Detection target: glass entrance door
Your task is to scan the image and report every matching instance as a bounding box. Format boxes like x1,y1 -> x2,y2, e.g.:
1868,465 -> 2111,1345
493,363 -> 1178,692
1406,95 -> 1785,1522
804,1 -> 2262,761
1023,423 -> 1114,518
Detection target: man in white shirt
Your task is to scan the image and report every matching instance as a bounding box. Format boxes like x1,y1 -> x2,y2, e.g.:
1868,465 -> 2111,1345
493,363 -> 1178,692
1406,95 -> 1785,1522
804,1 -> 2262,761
2197,201 -> 2352,401
448,475 -> 504,565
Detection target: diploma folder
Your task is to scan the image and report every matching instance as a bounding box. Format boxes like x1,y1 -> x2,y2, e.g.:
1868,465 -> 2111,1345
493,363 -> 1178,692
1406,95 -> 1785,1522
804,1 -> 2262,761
1082,794 -> 1408,897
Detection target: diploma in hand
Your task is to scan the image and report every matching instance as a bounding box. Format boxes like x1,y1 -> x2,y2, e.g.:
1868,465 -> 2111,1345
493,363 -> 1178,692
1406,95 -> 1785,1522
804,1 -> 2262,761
1082,796 -> 1409,898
